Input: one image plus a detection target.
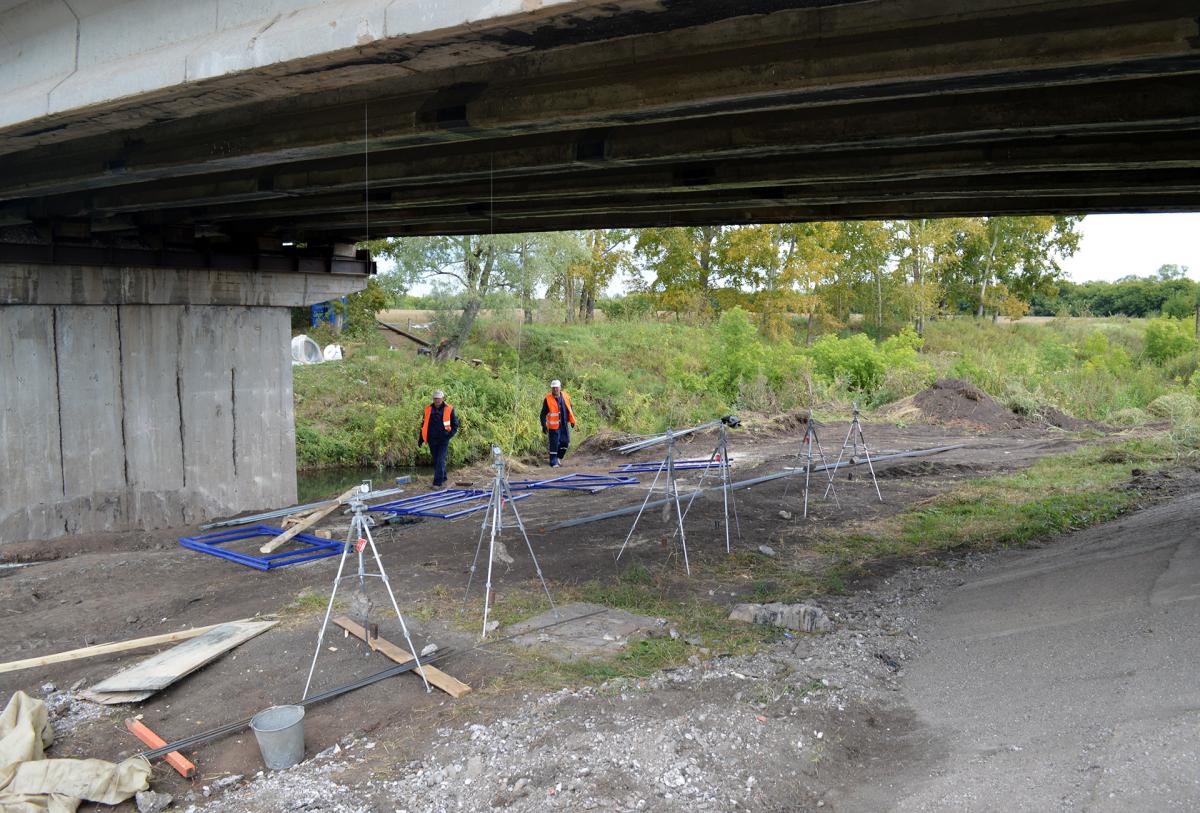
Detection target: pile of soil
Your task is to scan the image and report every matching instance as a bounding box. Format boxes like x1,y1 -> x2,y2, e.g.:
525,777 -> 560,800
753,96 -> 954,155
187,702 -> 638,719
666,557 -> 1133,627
910,378 -> 1032,433
1040,406 -> 1099,432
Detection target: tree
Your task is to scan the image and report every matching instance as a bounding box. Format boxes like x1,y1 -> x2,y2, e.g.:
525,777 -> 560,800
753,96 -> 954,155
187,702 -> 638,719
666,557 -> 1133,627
955,216 -> 1082,316
634,226 -> 756,313
888,218 -> 971,335
368,234 -> 523,360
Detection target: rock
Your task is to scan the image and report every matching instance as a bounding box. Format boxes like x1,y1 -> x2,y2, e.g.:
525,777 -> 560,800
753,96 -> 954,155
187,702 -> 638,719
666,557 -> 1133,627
668,628 -> 680,640
728,602 -> 833,633
125,615 -> 138,624
758,545 -> 776,557
466,756 -> 483,779
69,678 -> 86,692
493,539 -> 515,565
135,790 -> 173,813
420,643 -> 438,657
484,620 -> 500,633
213,774 -> 243,789
778,510 -> 793,520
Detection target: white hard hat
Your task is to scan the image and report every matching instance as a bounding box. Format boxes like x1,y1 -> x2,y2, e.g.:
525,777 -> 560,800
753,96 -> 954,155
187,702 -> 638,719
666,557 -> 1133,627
550,379 -> 562,389
432,389 -> 445,399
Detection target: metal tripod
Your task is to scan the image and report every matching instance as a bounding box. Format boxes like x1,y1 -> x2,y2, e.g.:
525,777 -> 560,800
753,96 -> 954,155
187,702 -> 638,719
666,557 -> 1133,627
823,402 -> 882,503
464,447 -> 557,639
672,421 -> 742,554
615,429 -> 693,574
783,413 -> 841,518
303,482 -> 430,698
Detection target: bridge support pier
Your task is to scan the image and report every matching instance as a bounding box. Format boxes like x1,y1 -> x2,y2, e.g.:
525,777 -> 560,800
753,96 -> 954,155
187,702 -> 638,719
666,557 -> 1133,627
0,262 -> 365,542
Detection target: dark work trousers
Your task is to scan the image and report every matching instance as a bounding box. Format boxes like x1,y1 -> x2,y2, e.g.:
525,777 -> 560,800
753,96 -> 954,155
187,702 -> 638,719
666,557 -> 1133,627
429,440 -> 449,486
547,427 -> 570,466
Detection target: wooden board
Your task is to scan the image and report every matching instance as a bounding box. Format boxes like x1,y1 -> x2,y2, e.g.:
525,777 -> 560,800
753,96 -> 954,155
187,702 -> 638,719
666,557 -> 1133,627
88,620 -> 277,693
332,615 -> 471,699
260,485 -> 359,553
81,689 -> 153,705
0,618 -> 260,675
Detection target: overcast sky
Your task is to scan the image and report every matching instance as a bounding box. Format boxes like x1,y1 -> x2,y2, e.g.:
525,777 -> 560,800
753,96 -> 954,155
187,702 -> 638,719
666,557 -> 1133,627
1059,213 -> 1200,283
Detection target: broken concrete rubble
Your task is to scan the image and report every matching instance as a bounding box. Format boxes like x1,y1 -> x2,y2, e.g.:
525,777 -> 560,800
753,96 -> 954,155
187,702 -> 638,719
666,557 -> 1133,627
728,602 -> 833,633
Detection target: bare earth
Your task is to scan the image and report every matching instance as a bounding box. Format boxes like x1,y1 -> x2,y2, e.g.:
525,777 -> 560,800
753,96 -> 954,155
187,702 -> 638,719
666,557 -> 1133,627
2,414 -> 1195,812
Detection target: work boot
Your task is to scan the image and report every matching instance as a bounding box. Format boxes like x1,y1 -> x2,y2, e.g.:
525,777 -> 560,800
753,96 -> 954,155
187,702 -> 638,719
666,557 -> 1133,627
549,455 -> 560,467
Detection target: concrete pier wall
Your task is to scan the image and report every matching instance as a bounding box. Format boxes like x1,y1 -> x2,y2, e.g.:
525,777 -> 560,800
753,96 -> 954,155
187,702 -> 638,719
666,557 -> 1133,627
0,263 -> 364,542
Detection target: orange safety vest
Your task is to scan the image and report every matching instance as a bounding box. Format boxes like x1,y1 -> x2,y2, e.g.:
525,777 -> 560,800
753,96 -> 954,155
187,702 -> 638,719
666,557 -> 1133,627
544,391 -> 575,430
422,403 -> 453,443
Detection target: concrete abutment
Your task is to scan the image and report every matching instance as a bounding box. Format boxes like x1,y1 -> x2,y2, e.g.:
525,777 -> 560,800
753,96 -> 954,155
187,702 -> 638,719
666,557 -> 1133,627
0,263 -> 365,542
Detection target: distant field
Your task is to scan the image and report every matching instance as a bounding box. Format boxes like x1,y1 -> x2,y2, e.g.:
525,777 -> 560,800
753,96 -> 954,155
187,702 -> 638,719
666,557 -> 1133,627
377,308 -> 608,327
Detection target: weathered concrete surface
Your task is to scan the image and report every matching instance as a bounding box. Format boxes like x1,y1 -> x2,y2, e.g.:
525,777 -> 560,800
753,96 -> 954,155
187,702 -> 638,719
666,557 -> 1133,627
3,1 -> 1199,241
728,601 -> 834,633
505,602 -> 665,662
0,300 -> 297,542
0,263 -> 365,306
0,0 -> 582,132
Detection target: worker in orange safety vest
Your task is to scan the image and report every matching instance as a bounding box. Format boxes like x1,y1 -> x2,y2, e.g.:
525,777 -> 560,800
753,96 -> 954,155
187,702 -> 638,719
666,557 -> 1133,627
539,379 -> 576,467
417,389 -> 458,487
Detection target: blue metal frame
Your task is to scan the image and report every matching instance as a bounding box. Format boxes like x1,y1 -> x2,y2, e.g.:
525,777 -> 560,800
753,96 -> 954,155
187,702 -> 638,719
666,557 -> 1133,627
509,473 -> 640,493
610,457 -> 731,474
369,488 -> 530,519
179,524 -> 344,570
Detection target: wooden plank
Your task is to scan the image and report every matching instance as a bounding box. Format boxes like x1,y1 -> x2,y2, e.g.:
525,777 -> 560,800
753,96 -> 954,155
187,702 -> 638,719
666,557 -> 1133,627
125,718 -> 196,778
82,690 -> 153,705
260,485 -> 359,553
89,620 -> 277,693
332,615 -> 471,699
0,618 -> 260,675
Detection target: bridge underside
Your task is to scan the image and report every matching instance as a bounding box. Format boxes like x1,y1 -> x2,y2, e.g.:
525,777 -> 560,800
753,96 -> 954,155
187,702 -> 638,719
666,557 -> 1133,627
2,0 -> 1200,249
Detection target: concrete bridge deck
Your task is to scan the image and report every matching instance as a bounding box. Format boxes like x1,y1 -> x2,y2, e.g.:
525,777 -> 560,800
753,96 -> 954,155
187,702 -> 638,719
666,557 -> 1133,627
1,0 -> 1199,244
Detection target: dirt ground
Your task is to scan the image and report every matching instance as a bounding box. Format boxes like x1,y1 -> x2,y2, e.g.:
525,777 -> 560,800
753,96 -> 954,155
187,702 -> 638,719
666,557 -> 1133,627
0,405 -> 1137,811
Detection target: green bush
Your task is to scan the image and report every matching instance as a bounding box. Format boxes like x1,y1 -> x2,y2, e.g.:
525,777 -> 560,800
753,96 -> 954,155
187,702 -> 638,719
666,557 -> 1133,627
709,308 -> 766,402
808,333 -> 885,391
1144,318 -> 1195,364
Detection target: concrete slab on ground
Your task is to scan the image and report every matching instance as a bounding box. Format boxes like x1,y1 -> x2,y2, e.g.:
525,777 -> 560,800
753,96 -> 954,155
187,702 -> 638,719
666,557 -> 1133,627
504,602 -> 665,663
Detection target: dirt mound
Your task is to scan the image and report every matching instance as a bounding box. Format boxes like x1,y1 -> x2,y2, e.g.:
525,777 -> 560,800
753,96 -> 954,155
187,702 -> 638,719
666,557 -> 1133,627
1040,406 -> 1101,432
875,461 -> 981,479
574,429 -> 635,456
911,379 -> 1032,433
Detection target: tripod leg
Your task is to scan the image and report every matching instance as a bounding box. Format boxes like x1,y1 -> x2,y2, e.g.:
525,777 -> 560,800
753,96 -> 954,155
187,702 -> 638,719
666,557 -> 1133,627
616,458 -> 667,562
670,476 -> 691,576
814,434 -> 840,509
481,479 -> 501,639
501,480 -> 558,617
302,528 -> 352,699
824,423 -> 853,499
803,435 -> 813,519
859,426 -> 883,502
363,522 -> 431,693
462,505 -> 490,606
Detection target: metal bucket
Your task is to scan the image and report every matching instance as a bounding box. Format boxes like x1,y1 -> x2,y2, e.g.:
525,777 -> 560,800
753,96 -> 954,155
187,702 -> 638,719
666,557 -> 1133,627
250,705 -> 305,770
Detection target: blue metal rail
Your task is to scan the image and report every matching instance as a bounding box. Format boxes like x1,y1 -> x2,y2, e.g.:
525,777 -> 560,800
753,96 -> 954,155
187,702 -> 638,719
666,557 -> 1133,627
179,525 -> 343,570
369,488 -> 529,519
508,473 -> 639,493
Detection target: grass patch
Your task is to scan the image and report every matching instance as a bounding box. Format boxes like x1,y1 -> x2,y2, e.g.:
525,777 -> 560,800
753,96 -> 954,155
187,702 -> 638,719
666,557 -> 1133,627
819,438 -> 1176,580
281,587 -> 339,617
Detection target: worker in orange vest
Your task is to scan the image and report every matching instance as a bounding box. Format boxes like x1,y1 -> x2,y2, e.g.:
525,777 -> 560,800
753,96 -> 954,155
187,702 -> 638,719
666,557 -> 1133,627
417,389 -> 458,487
539,379 -> 576,467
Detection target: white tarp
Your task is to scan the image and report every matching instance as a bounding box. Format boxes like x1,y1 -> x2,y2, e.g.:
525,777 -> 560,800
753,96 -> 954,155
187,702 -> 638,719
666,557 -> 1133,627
0,692 -> 149,812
